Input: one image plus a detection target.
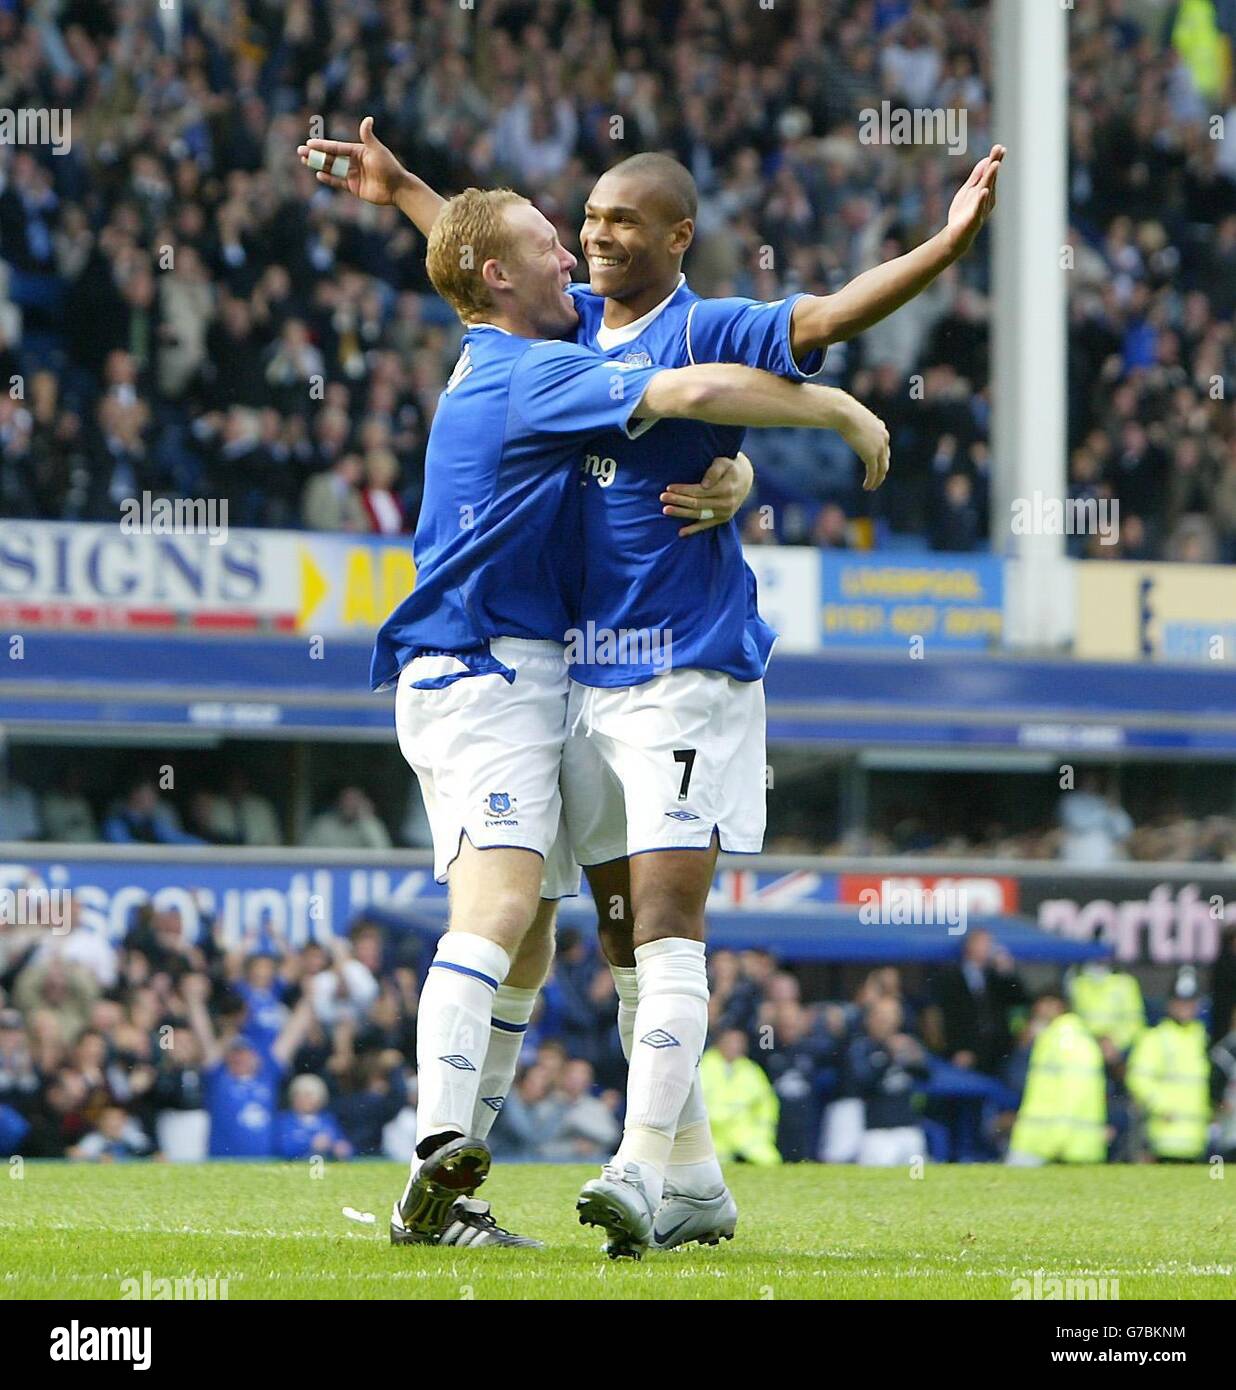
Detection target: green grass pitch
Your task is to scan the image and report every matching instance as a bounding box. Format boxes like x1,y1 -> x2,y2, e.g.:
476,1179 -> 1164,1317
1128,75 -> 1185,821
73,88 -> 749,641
1,1162 -> 1231,1300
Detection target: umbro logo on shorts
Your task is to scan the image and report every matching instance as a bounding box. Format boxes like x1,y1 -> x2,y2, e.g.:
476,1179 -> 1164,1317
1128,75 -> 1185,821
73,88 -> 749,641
640,1029 -> 681,1049
439,1054 -> 476,1071
480,1095 -> 504,1112
664,809 -> 701,821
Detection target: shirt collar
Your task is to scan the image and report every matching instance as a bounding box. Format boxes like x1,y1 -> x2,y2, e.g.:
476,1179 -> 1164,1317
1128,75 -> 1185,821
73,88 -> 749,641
595,274 -> 687,351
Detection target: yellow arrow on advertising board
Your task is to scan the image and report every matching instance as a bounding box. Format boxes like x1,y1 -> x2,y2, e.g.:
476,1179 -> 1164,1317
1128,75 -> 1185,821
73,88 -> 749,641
297,541 -> 416,631
298,545 -> 330,629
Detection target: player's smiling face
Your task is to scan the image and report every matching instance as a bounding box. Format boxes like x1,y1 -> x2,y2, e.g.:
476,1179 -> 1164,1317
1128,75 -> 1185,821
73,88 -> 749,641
581,171 -> 693,306
500,203 -> 579,338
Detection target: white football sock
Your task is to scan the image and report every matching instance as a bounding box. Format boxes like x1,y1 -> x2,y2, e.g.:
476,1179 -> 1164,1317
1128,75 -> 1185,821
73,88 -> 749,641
610,960 -> 724,1194
414,932 -> 510,1158
470,982 -> 537,1139
614,937 -> 709,1179
611,964 -> 639,1056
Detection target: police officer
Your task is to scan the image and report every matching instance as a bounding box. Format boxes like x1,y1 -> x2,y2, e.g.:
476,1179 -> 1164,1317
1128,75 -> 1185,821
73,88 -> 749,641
1127,969 -> 1211,1162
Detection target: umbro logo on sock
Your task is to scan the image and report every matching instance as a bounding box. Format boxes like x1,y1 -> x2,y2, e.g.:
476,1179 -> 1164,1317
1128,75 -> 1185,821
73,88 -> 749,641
640,1029 -> 681,1048
439,1054 -> 477,1071
480,1095 -> 504,1111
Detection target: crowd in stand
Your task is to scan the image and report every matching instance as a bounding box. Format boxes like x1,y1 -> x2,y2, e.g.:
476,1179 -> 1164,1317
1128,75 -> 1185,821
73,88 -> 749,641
804,805 -> 1236,864
0,760 -> 397,850
2,1 -> 1235,557
3,900 -> 1234,1166
4,753 -> 1236,862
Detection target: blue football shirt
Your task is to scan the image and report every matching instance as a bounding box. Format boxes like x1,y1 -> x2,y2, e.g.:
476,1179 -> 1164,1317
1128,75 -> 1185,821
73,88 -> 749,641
565,278 -> 824,686
370,326 -> 663,691
234,979 -> 289,1050
205,1060 -> 282,1158
274,1108 -> 346,1160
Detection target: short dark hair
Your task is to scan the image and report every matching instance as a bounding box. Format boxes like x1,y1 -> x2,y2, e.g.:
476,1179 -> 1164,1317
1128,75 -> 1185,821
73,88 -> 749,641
607,152 -> 698,223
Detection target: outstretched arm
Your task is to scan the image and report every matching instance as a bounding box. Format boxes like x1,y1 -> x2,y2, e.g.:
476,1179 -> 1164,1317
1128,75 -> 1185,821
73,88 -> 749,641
298,116 -> 445,237
181,973 -> 222,1068
636,367 -> 890,491
271,994 -> 317,1071
789,145 -> 1005,355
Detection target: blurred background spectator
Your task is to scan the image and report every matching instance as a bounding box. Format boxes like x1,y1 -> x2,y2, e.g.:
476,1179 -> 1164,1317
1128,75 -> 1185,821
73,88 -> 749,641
0,0 -> 1232,557
0,898 -> 1231,1166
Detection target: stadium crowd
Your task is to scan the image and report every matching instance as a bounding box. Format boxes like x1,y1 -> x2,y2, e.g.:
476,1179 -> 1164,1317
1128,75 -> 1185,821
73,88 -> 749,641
1,0 -> 1235,558
1,0 -> 1235,1175
2,892 -> 1234,1167
5,752 -> 1236,864
811,791 -> 1236,863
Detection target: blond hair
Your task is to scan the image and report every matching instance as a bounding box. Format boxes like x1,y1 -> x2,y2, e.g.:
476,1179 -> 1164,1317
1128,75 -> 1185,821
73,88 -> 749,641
289,1073 -> 328,1109
426,187 -> 529,324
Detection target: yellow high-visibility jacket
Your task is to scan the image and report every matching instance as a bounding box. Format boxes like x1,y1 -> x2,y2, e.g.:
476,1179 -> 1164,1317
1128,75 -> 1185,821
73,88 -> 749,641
1069,970 -> 1146,1052
698,1048 -> 782,1166
1172,0 -> 1230,100
1127,1018 -> 1210,1160
1009,1012 -> 1107,1164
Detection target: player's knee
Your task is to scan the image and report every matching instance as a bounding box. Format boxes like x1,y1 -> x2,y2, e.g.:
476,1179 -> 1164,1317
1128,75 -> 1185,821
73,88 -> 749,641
632,902 -> 706,949
597,917 -> 634,967
507,904 -> 556,987
451,891 -> 535,950
525,902 -> 557,958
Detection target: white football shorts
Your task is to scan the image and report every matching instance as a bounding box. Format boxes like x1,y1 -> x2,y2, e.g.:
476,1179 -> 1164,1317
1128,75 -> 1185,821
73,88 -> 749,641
561,668 -> 767,862
394,637 -> 581,899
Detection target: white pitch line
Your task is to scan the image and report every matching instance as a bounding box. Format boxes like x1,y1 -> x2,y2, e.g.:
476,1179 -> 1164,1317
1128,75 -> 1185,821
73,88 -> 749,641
3,1263 -> 1230,1280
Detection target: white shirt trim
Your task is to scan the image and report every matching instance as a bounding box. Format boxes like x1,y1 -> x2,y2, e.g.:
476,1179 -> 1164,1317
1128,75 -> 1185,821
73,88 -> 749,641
595,274 -> 687,351
685,300 -> 700,366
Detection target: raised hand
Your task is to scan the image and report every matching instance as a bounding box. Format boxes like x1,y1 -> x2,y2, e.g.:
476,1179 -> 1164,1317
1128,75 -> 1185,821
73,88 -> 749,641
946,144 -> 1005,259
298,115 -> 410,207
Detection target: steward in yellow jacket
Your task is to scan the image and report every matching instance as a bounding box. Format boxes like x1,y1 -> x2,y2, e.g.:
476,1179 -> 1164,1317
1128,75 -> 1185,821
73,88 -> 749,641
1172,0 -> 1231,101
1009,996 -> 1107,1164
699,1029 -> 782,1166
1068,963 -> 1145,1052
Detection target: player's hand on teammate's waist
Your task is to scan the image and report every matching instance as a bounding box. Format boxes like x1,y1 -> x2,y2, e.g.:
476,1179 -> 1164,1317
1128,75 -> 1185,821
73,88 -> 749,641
838,401 -> 892,492
661,452 -> 755,536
